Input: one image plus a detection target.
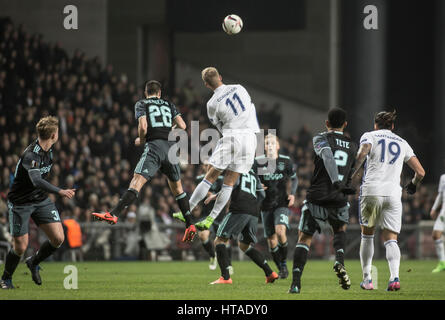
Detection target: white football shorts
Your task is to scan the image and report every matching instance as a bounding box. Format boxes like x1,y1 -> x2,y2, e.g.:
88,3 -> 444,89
208,131 -> 257,174
359,196 -> 402,233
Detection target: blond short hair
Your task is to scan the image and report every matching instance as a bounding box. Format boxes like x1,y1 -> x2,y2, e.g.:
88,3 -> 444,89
36,116 -> 58,140
201,67 -> 220,88
265,133 -> 280,149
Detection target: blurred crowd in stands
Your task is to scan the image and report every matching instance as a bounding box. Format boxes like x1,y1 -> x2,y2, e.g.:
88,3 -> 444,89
0,18 -> 438,261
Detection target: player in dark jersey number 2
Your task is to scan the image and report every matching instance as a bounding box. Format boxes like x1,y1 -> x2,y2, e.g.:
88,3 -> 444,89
1,117 -> 76,289
91,80 -> 197,242
289,108 -> 357,294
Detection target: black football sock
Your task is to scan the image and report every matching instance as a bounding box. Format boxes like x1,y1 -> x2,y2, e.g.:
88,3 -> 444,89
32,240 -> 59,266
292,243 -> 309,288
226,243 -> 232,266
278,241 -> 288,264
202,239 -> 215,258
245,246 -> 273,276
215,244 -> 230,280
175,192 -> 193,227
270,246 -> 281,270
333,231 -> 346,266
2,249 -> 22,280
110,188 -> 138,218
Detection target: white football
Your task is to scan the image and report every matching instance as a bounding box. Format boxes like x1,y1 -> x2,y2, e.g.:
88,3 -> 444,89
222,14 -> 243,35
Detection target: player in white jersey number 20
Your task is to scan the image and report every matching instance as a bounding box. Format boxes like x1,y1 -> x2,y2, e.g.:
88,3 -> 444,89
351,110 -> 425,291
183,67 -> 260,238
430,173 -> 445,273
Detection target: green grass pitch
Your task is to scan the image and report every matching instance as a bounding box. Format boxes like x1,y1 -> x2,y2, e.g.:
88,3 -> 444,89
1,259 -> 444,299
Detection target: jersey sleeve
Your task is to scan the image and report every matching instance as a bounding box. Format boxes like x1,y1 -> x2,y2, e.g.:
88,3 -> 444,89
313,134 -> 331,156
170,102 -> 181,119
207,101 -> 222,131
403,141 -> 415,163
134,100 -> 146,120
439,175 -> 445,192
21,151 -> 41,171
287,159 -> 297,178
237,85 -> 252,105
359,132 -> 373,147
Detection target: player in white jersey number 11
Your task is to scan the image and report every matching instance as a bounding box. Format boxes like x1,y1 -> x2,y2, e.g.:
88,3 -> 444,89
181,67 -> 260,239
351,110 -> 425,291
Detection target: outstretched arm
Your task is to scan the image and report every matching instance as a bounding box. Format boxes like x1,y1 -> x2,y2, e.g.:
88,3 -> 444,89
23,152 -> 75,199
173,115 -> 186,130
313,134 -> 340,184
135,116 -> 148,146
28,169 -> 61,194
320,148 -> 340,184
351,143 -> 372,181
405,156 -> 426,194
431,192 -> 442,220
406,156 -> 426,185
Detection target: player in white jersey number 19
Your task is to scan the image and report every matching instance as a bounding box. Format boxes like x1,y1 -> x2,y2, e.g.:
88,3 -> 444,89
351,110 -> 425,291
430,174 -> 445,273
183,67 -> 260,237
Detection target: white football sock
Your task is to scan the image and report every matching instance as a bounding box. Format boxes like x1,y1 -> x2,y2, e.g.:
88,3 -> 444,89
384,240 -> 401,281
434,239 -> 445,262
360,234 -> 374,281
189,179 -> 212,211
209,184 -> 233,220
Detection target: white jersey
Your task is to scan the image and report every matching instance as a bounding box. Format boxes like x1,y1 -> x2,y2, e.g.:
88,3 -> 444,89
206,84 -> 260,135
359,129 -> 415,197
433,174 -> 445,214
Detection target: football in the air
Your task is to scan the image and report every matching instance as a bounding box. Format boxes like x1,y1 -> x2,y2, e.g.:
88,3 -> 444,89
222,14 -> 243,35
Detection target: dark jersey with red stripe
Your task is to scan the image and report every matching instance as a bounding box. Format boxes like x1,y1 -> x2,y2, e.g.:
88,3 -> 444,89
8,140 -> 54,205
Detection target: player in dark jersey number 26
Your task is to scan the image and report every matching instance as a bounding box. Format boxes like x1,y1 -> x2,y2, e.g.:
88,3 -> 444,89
91,80 -> 197,242
289,107 -> 357,294
1,117 -> 76,289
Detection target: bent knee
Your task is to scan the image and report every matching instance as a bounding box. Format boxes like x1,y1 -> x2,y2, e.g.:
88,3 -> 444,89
432,231 -> 443,241
13,242 -> 27,256
51,235 -> 65,248
214,237 -> 228,246
275,227 -> 287,237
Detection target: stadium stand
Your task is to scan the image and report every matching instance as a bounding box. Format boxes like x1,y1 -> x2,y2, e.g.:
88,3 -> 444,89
0,17 -> 437,260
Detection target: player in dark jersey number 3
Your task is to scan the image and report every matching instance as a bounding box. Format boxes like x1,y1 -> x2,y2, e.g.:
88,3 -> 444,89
91,80 -> 197,242
1,117 -> 76,289
289,108 -> 357,294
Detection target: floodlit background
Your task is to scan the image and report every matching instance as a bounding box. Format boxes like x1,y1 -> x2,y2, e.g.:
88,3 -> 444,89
0,0 -> 443,263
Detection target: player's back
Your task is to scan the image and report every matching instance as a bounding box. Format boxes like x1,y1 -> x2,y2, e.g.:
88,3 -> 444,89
207,84 -> 260,134
229,169 -> 262,216
134,97 -> 180,141
307,131 -> 357,208
360,129 -> 415,197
